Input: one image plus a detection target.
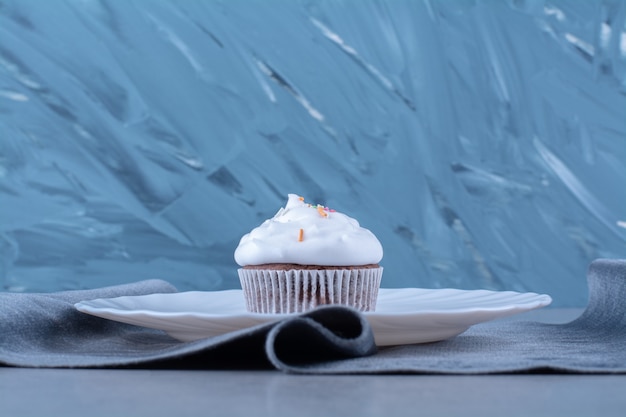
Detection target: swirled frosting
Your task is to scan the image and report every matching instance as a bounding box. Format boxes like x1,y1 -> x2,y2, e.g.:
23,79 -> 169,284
234,194 -> 383,266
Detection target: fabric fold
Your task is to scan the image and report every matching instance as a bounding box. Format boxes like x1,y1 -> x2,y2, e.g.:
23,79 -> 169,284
568,259 -> 626,330
265,306 -> 377,372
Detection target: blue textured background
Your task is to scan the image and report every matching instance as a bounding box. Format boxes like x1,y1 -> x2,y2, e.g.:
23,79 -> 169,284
1,0 -> 624,306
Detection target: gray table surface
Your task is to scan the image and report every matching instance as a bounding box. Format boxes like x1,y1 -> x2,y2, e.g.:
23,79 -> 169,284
3,308 -> 626,417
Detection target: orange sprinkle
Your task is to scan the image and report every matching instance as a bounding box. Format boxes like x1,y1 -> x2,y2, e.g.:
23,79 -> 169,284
317,206 -> 328,217
298,228 -> 304,242
298,196 -> 305,201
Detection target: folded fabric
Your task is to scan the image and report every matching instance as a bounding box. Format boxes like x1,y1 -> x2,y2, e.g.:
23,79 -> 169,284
1,259 -> 625,374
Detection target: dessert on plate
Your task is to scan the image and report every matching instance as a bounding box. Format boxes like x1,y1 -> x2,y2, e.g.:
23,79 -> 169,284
234,194 -> 383,313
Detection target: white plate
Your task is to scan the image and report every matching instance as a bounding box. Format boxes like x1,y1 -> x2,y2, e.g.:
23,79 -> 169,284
75,288 -> 552,346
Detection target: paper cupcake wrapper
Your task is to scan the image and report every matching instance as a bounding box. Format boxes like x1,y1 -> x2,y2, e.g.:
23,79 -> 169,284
238,267 -> 383,314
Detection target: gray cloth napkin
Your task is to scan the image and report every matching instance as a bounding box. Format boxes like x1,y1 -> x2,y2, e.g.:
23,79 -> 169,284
1,259 -> 625,374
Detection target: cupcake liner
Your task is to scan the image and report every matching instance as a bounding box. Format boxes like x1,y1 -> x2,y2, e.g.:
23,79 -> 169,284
238,267 -> 383,314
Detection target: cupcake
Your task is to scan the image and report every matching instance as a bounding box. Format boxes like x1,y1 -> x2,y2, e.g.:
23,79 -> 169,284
234,194 -> 383,313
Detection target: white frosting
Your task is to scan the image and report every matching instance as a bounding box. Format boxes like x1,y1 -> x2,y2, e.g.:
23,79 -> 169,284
234,194 -> 383,266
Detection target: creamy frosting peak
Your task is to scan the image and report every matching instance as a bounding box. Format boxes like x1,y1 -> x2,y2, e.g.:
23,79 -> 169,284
234,194 -> 383,266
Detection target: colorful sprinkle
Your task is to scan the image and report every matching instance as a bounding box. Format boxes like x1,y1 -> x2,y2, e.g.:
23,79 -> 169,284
298,228 -> 304,242
300,196 -> 334,217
